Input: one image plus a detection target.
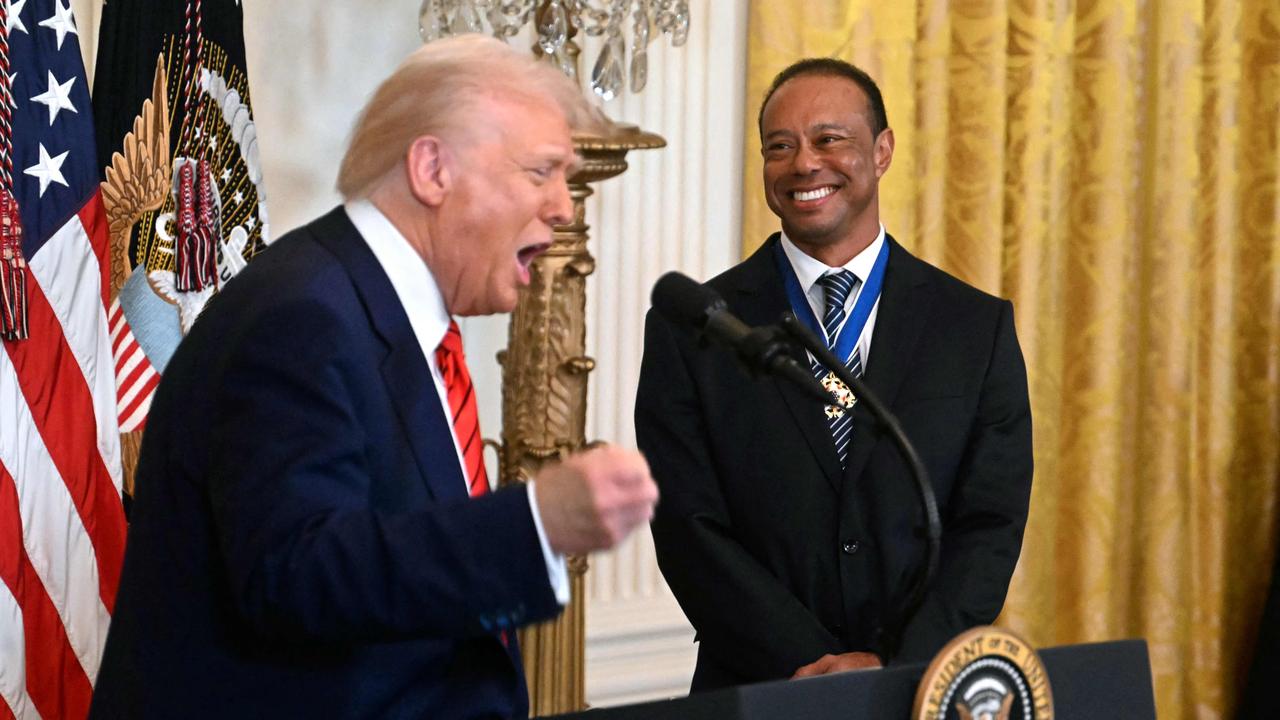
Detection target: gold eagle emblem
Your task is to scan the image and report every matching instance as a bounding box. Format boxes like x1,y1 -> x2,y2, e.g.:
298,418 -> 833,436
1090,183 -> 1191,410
101,54 -> 172,298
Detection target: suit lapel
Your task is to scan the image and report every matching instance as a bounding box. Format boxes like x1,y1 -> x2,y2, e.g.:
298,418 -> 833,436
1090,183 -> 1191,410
730,235 -> 843,490
310,208 -> 468,504
842,235 -> 934,487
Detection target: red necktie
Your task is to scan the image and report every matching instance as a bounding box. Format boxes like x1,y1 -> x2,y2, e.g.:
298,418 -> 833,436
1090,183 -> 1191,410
435,321 -> 489,498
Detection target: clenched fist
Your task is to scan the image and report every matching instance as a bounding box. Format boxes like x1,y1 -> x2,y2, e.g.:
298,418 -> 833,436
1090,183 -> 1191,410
533,445 -> 658,555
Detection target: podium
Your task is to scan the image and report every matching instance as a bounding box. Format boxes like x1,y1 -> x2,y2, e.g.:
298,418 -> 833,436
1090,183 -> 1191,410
552,640 -> 1155,719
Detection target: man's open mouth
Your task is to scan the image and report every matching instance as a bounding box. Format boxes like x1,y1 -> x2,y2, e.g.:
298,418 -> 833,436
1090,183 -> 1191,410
517,242 -> 552,270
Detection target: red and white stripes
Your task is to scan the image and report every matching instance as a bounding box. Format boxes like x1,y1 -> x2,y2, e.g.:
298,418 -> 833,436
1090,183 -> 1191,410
109,298 -> 159,433
0,197 -> 126,720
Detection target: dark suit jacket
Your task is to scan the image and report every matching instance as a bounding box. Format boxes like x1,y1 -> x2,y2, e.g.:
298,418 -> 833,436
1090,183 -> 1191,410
635,234 -> 1033,691
90,208 -> 559,719
1240,531 -> 1280,719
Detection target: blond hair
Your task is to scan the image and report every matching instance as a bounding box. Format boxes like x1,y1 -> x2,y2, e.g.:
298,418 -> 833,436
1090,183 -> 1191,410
336,35 -> 603,199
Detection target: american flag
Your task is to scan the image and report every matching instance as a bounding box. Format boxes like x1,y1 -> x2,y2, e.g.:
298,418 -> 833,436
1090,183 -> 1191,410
0,1 -> 128,718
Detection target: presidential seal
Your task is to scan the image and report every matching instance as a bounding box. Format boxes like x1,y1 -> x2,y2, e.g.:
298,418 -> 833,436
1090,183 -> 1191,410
913,626 -> 1052,720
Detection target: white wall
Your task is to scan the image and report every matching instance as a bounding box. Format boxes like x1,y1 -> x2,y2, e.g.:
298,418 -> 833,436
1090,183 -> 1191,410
77,0 -> 748,706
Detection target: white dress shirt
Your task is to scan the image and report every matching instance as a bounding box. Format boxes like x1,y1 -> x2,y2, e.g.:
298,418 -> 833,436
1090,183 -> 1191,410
344,199 -> 570,605
779,224 -> 886,367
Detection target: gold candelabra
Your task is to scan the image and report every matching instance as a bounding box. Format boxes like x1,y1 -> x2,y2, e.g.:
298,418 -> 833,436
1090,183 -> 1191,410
498,122 -> 662,715
423,1 -> 675,713
496,120 -> 665,707
502,5 -> 665,717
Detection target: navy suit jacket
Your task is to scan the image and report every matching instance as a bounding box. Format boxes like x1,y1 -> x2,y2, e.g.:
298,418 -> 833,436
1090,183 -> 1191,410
636,234 -> 1033,690
90,208 -> 559,719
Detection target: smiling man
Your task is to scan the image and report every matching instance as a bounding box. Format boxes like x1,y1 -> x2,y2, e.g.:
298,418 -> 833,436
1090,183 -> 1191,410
90,36 -> 658,719
636,58 -> 1033,690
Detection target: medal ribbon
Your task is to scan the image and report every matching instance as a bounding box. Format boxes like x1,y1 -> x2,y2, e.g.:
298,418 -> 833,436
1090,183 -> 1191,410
774,237 -> 889,365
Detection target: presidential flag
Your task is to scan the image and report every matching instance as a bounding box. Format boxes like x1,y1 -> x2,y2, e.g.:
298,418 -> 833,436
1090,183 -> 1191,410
0,1 -> 128,718
92,0 -> 269,488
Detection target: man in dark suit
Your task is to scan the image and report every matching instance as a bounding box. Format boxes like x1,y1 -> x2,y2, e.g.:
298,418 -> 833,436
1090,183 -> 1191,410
636,58 -> 1033,690
90,36 -> 658,719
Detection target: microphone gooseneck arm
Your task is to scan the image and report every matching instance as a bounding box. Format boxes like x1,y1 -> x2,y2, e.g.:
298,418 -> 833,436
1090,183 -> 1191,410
727,322 -> 834,406
778,312 -> 942,659
651,272 -> 832,405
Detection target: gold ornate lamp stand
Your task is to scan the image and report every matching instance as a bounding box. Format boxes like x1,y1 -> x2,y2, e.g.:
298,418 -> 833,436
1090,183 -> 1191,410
497,122 -> 663,716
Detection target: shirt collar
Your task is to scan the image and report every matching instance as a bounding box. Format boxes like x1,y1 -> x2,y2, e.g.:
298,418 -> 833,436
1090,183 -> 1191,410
344,199 -> 451,354
779,224 -> 886,291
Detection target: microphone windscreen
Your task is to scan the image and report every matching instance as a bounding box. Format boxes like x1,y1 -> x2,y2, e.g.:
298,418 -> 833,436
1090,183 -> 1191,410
651,272 -> 725,327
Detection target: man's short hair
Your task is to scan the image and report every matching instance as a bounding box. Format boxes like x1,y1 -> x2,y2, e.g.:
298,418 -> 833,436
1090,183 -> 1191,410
757,58 -> 889,140
337,35 -> 604,200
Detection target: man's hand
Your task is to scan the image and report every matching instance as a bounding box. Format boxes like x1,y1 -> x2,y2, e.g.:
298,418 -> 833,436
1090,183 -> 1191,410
791,652 -> 883,679
534,445 -> 658,555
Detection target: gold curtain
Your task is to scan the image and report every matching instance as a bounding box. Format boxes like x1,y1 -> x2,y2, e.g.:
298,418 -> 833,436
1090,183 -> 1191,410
743,2 -> 1280,717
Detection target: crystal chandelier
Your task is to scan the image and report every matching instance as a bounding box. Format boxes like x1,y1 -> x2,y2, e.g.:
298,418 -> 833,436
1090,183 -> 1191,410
418,0 -> 691,101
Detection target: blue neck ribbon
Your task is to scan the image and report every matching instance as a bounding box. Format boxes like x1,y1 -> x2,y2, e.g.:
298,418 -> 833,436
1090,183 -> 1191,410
774,237 -> 889,365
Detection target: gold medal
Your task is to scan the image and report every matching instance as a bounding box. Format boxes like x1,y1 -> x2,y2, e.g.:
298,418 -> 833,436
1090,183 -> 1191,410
820,371 -> 856,418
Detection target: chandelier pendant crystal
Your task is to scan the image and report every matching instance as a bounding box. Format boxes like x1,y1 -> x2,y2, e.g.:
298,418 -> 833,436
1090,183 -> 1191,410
418,0 -> 690,100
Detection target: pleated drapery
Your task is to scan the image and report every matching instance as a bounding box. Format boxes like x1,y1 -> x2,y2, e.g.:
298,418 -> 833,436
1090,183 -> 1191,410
743,3 -> 1280,717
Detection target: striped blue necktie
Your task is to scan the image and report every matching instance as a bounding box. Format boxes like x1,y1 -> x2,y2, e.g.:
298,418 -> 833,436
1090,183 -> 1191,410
813,270 -> 863,467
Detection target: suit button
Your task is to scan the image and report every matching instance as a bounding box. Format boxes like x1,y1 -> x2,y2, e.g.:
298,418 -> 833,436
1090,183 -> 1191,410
841,540 -> 860,555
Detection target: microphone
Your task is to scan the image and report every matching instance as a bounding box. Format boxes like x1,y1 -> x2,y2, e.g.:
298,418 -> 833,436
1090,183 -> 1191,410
651,272 -> 831,405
